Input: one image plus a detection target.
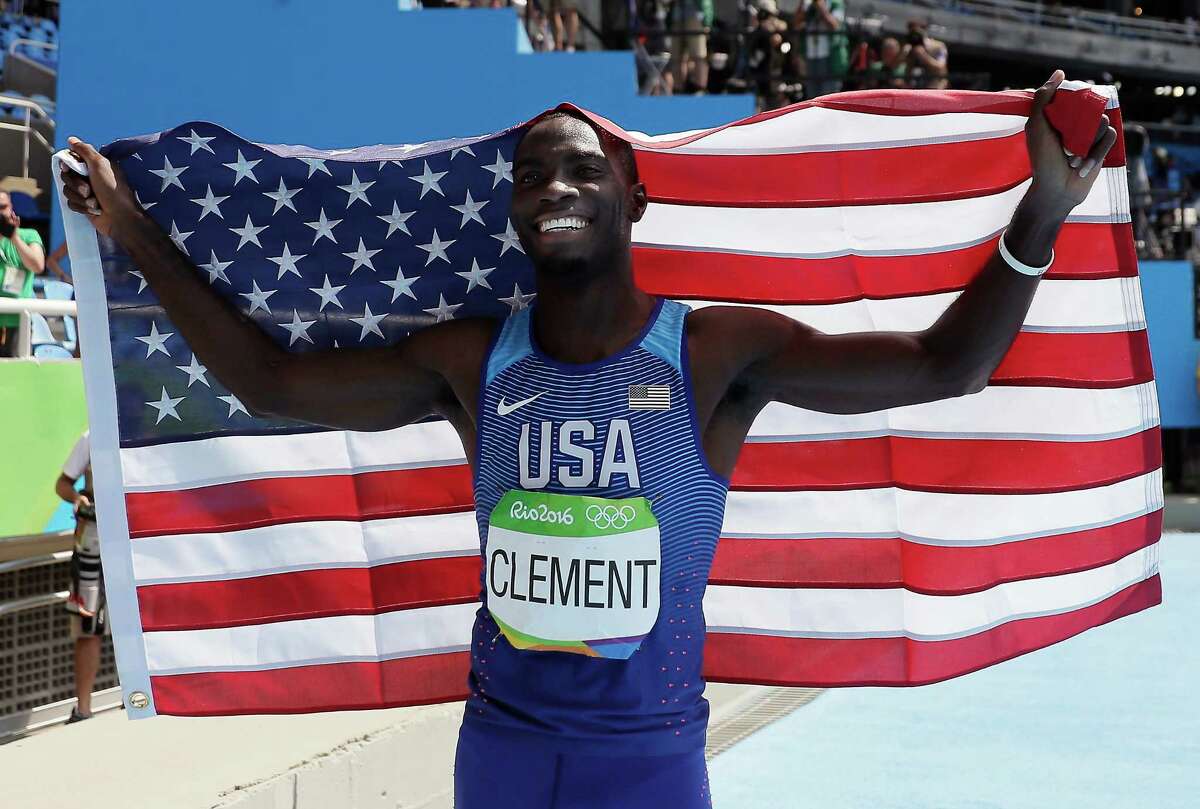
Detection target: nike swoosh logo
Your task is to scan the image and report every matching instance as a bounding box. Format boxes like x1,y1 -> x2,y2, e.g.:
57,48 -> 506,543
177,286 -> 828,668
497,392 -> 545,416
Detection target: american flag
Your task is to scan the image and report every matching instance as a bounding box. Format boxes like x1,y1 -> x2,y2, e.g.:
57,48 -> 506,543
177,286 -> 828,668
628,384 -> 671,410
58,83 -> 1162,719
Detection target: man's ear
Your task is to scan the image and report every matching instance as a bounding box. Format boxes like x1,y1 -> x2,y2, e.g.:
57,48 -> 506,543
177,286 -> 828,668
628,181 -> 648,223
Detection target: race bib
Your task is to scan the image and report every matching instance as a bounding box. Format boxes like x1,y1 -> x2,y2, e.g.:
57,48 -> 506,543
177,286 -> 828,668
1,264 -> 28,296
485,490 -> 661,659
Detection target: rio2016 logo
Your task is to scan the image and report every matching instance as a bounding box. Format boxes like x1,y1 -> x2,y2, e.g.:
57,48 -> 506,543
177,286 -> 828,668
510,500 -> 575,526
585,504 -> 637,530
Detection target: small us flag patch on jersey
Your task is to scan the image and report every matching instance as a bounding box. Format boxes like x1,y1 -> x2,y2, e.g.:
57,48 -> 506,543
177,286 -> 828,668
628,385 -> 671,410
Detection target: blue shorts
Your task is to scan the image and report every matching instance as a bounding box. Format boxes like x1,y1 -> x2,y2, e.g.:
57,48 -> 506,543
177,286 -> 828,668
454,724 -> 712,809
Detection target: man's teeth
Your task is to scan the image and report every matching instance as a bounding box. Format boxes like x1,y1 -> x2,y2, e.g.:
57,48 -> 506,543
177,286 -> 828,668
539,216 -> 590,233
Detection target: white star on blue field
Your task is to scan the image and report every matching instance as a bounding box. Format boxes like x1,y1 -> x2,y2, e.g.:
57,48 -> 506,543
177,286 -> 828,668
100,121 -> 534,444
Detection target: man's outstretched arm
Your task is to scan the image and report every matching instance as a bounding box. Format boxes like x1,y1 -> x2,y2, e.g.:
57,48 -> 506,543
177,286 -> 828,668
714,69 -> 1119,417
60,138 -> 488,432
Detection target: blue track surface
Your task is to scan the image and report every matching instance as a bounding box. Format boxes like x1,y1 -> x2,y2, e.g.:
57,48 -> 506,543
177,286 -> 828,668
710,534 -> 1199,809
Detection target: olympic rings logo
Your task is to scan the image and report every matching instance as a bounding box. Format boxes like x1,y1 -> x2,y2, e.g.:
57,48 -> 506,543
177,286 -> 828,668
585,504 -> 637,531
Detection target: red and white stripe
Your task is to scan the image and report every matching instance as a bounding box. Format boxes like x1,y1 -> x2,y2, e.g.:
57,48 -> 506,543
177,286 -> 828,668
103,84 -> 1161,716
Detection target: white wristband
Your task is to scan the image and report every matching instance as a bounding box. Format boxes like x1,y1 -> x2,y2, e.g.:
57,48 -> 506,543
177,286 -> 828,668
999,229 -> 1053,276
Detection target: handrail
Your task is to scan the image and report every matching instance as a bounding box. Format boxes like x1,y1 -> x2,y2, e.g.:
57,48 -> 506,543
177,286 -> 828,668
0,298 -> 76,316
6,38 -> 57,78
0,590 -> 68,618
1134,121 -> 1200,138
0,92 -> 55,118
8,38 -> 58,57
0,92 -> 56,183
0,529 -> 74,563
0,550 -> 72,575
0,298 -> 76,358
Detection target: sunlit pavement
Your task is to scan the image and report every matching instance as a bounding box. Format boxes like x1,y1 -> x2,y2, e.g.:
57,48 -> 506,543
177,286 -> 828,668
710,533 -> 1199,809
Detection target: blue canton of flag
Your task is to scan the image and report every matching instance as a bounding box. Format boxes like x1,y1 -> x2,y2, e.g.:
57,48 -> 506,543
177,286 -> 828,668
100,123 -> 538,446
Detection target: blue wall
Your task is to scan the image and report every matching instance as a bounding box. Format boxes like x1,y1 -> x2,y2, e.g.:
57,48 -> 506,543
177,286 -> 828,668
1141,260 -> 1200,428
57,3 -> 751,153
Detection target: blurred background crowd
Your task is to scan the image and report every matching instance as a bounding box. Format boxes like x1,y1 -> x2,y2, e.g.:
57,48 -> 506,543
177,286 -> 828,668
395,0 -> 1200,264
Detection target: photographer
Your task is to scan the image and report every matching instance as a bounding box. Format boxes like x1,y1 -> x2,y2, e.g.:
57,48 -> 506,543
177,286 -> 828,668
0,189 -> 47,357
902,18 -> 948,90
670,0 -> 714,94
55,430 -> 108,724
741,1 -> 787,105
870,36 -> 908,89
794,0 -> 848,98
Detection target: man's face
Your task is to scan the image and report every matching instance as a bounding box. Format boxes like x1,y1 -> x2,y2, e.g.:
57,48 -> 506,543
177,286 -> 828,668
510,116 -> 645,278
0,193 -> 12,223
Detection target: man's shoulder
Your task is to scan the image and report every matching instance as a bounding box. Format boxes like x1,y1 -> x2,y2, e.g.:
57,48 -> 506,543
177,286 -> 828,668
408,315 -> 500,374
686,304 -> 802,360
686,303 -> 777,329
17,227 -> 43,246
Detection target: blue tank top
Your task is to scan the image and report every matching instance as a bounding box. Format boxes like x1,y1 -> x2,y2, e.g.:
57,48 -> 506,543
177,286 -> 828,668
464,297 -> 731,756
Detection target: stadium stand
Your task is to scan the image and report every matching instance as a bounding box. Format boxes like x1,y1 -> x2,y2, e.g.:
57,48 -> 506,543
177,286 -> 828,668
0,6 -> 57,209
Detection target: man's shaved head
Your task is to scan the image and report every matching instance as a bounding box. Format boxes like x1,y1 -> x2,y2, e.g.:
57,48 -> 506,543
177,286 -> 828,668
519,110 -> 640,189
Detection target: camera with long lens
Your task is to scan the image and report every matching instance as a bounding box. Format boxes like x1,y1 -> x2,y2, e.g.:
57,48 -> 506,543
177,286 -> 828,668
907,29 -> 925,47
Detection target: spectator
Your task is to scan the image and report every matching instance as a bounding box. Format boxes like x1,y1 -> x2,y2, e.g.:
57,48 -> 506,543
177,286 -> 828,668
742,2 -> 788,104
46,242 -> 70,282
782,2 -> 807,83
795,0 -> 848,98
844,35 -> 874,90
902,18 -> 949,90
871,36 -> 908,89
0,188 -> 46,357
55,430 -> 108,724
548,0 -> 580,52
634,0 -> 674,95
1124,124 -> 1164,259
671,0 -> 714,94
518,0 -> 548,50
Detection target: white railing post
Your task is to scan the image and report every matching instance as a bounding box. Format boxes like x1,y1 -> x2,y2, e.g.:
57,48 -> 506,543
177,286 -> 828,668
16,309 -> 32,358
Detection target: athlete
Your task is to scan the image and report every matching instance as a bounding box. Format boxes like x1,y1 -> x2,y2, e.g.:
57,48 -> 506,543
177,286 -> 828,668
61,69 -> 1114,808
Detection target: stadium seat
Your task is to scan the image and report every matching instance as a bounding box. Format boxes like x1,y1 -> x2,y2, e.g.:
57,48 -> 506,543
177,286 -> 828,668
33,342 -> 72,359
41,280 -> 74,301
36,282 -> 77,353
28,310 -> 54,342
29,311 -> 75,357
62,313 -> 77,352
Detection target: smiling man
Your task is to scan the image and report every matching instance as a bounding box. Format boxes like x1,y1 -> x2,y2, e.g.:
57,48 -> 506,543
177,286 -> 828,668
61,70 -> 1115,808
